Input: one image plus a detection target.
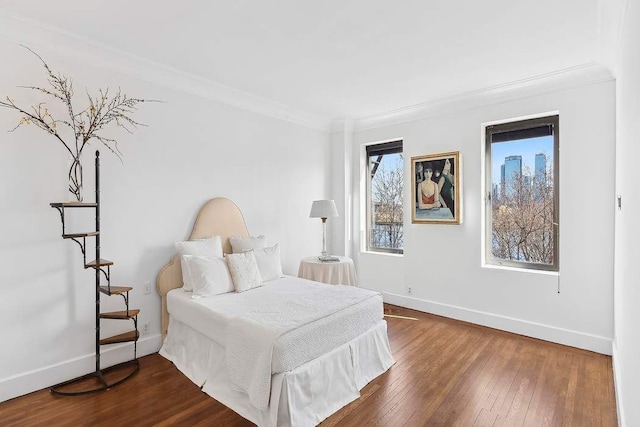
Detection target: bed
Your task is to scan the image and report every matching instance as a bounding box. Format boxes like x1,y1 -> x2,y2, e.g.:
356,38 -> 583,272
156,198 -> 394,426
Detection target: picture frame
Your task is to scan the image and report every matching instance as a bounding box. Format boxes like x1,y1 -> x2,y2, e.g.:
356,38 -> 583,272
411,151 -> 461,224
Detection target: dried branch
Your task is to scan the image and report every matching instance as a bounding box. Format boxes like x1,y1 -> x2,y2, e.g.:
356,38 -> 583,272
0,46 -> 158,200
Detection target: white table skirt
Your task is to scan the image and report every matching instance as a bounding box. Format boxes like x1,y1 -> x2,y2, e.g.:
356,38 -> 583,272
297,256 -> 357,285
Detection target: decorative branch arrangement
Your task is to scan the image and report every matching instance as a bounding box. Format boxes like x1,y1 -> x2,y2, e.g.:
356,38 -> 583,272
0,47 -> 154,201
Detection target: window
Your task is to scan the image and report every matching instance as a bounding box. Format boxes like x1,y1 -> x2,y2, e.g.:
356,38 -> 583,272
485,115 -> 559,271
366,140 -> 403,254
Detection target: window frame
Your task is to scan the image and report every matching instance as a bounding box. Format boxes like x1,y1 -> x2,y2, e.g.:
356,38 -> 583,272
484,115 -> 560,272
365,140 -> 404,255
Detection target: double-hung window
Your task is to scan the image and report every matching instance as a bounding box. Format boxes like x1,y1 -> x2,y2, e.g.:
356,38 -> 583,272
366,140 -> 404,254
485,115 -> 559,271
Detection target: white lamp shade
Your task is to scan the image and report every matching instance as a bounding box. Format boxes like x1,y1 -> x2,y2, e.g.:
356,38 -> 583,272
309,200 -> 338,218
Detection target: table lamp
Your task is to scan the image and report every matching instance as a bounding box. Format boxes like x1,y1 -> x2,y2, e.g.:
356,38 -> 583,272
309,200 -> 339,261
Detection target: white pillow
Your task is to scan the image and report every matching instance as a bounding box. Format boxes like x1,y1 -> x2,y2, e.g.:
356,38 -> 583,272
226,251 -> 263,292
253,244 -> 284,282
181,254 -> 234,298
230,235 -> 267,253
175,236 -> 224,291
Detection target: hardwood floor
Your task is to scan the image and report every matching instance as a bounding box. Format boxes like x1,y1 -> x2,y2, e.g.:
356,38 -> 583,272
0,304 -> 617,426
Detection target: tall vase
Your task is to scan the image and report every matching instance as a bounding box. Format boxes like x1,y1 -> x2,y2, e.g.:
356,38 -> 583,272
68,155 -> 83,202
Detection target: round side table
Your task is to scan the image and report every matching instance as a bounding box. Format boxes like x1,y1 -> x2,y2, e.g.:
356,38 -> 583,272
297,256 -> 357,286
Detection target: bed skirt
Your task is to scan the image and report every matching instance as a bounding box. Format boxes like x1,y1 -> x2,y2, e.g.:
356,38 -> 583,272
159,318 -> 395,426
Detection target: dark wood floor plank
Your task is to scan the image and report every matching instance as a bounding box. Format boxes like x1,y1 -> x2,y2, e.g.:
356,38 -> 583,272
500,348 -> 543,425
485,341 -> 527,413
336,318 -> 460,426
405,328 -> 490,424
604,355 -> 618,426
353,321 -> 474,425
522,345 -> 560,426
472,407 -> 499,426
0,304 -> 617,426
447,336 -> 520,426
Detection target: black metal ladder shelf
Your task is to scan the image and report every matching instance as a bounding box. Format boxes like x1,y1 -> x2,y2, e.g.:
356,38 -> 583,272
49,151 -> 139,396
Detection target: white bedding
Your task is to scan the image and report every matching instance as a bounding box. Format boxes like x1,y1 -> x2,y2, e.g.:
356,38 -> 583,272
167,275 -> 383,372
166,275 -> 384,410
160,317 -> 395,426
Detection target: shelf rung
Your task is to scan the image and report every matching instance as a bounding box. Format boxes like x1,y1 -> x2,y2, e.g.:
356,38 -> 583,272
100,330 -> 139,345
50,202 -> 98,208
85,258 -> 113,268
99,286 -> 132,296
62,231 -> 100,239
100,309 -> 140,319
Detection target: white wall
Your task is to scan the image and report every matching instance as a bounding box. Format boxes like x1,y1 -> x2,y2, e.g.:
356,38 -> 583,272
0,37 -> 329,400
329,120 -> 354,258
613,0 -> 640,424
344,75 -> 615,355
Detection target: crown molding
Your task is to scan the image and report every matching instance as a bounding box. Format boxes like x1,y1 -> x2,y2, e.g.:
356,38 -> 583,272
0,10 -> 332,132
0,10 -> 615,136
344,62 -> 614,133
597,0 -> 630,76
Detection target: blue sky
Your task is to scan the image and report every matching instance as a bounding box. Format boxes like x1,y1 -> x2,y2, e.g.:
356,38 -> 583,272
376,153 -> 402,173
491,136 -> 553,185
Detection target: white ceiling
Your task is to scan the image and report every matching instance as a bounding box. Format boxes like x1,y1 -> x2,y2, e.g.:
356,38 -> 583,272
0,0 -> 601,122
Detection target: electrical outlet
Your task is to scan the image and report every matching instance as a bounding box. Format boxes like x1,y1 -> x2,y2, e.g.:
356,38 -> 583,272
142,322 -> 150,335
407,286 -> 412,295
143,282 -> 151,295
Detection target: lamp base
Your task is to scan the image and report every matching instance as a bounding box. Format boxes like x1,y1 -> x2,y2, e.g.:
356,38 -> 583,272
318,254 -> 340,262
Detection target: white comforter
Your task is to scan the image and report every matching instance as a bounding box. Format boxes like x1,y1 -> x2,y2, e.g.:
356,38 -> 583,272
223,279 -> 381,410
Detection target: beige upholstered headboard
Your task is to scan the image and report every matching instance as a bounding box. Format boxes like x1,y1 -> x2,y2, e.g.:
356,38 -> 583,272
156,197 -> 249,335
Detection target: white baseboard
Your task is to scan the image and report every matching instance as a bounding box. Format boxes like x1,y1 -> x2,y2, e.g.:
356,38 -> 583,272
611,341 -> 624,426
381,292 -> 612,355
0,334 -> 163,403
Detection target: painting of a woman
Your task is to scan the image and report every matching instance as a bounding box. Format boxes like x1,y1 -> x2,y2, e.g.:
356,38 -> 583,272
411,151 -> 461,224
418,163 -> 446,210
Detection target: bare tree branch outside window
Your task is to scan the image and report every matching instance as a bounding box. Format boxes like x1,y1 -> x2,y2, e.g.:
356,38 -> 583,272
491,162 -> 554,264
370,154 -> 403,251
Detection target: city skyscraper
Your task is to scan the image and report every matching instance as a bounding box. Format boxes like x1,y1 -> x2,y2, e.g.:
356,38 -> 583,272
534,153 -> 546,187
504,155 -> 522,197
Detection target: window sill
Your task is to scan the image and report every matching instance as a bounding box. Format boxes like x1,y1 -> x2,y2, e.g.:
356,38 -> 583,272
361,250 -> 404,258
482,263 -> 558,276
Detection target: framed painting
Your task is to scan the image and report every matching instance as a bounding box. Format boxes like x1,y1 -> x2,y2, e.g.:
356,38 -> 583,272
411,151 -> 461,224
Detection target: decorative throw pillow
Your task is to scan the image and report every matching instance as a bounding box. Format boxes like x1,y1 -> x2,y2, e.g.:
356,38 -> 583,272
181,255 -> 234,298
175,236 -> 224,291
230,235 -> 267,253
226,251 -> 263,292
253,244 -> 284,282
